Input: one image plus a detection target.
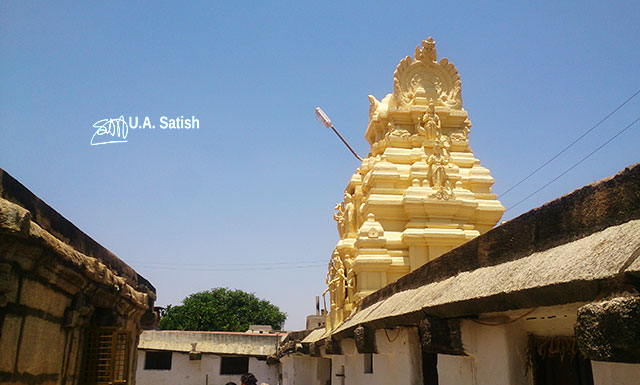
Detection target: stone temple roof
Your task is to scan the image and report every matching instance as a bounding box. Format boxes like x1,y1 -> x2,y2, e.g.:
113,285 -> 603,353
318,163 -> 640,340
0,168 -> 155,307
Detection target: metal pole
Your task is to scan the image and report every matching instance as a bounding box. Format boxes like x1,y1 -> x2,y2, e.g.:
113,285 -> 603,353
315,107 -> 363,161
329,125 -> 363,161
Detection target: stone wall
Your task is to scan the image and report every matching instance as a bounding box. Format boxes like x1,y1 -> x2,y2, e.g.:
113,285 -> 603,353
0,169 -> 155,385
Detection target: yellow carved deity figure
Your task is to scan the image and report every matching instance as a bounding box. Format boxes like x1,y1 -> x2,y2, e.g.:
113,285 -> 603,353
325,38 -> 505,330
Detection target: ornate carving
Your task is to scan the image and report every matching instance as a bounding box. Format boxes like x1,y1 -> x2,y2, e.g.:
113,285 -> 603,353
450,118 -> 471,145
385,124 -> 411,141
343,192 -> 357,237
368,95 -> 380,122
416,37 -> 437,62
418,102 -> 441,140
463,118 -> 472,137
325,336 -> 342,355
333,202 -> 345,238
344,256 -> 356,305
428,139 -> 455,200
428,139 -> 449,187
390,129 -> 411,139
334,253 -> 346,310
333,192 -> 358,239
323,260 -> 336,311
391,38 -> 462,109
418,318 -> 464,355
430,187 -> 455,201
324,251 -> 347,312
354,325 -> 377,354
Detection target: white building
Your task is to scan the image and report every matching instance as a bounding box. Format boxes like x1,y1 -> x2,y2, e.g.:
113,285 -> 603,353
136,330 -> 285,385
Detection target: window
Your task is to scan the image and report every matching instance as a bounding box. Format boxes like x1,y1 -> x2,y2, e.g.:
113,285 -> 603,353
144,351 -> 172,370
220,357 -> 249,375
82,328 -> 130,384
364,353 -> 373,374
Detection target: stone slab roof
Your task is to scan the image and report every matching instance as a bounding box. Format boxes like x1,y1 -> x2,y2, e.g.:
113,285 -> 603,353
0,168 -> 155,307
301,328 -> 329,344
0,169 -> 155,293
139,330 -> 285,357
333,219 -> 640,336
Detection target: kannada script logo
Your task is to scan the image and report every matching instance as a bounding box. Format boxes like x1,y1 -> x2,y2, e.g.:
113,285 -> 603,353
90,116 -> 128,146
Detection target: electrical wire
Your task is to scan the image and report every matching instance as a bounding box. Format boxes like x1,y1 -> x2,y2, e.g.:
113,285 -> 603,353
384,327 -> 401,342
499,88 -> 640,198
131,263 -> 327,272
505,114 -> 640,213
126,259 -> 326,267
470,308 -> 538,326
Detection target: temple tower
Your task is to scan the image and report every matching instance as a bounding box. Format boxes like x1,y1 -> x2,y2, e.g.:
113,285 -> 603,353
326,38 -> 505,330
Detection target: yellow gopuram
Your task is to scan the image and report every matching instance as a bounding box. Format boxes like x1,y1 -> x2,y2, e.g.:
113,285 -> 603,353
325,38 -> 505,330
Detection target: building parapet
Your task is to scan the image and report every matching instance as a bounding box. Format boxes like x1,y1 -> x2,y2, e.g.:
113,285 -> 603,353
139,330 -> 286,357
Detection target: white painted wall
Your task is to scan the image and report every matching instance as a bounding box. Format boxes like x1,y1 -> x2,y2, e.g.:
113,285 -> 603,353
454,304 -> 587,385
460,319 -> 530,385
281,355 -> 312,385
591,361 -> 640,385
437,354 -> 475,385
329,327 -> 422,385
319,303 -> 627,385
136,350 -> 278,385
329,354 -> 345,385
280,355 -> 330,385
280,355 -> 294,385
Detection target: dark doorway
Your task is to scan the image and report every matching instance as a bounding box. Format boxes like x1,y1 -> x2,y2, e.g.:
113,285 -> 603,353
422,352 -> 438,385
529,336 -> 594,385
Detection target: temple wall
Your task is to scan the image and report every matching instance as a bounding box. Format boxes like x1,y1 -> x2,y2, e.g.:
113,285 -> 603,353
0,261 -> 74,385
281,355 -> 328,385
317,302 -> 640,385
0,169 -> 155,385
458,320 -> 529,385
0,233 -> 151,385
326,327 -> 422,385
437,355 -> 475,385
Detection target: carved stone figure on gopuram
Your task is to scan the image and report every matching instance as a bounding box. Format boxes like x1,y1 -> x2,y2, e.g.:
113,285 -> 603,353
325,38 -> 505,330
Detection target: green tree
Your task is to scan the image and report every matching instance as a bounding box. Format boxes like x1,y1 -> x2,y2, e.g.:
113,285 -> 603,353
158,288 -> 286,332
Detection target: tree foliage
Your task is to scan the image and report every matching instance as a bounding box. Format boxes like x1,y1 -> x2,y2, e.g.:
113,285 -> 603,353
158,288 -> 287,332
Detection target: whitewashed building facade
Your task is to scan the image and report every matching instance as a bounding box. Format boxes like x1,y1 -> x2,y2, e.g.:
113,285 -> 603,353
136,330 -> 284,385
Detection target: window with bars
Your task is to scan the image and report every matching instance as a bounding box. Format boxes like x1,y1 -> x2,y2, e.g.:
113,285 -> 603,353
82,328 -> 130,385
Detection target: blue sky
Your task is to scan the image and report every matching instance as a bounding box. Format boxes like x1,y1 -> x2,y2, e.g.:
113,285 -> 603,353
1,1 -> 639,330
